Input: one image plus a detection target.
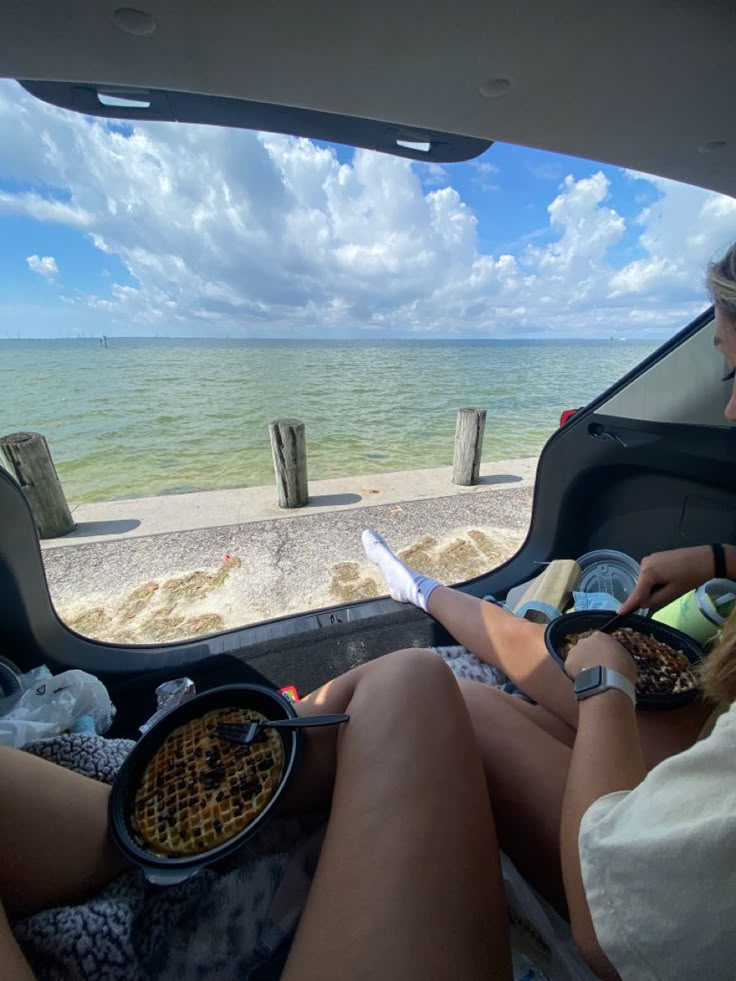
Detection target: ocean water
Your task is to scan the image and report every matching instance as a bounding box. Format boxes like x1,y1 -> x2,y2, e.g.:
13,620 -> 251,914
1,338 -> 657,505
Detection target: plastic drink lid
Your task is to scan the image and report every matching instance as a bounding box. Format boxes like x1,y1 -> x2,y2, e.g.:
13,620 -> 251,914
702,578 -> 736,602
699,578 -> 736,624
576,549 -> 641,603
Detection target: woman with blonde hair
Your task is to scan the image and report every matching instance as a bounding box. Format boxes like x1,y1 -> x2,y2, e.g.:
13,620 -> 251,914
362,240 -> 736,978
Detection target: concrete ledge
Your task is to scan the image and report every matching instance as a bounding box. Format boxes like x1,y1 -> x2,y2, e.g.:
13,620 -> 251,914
45,457 -> 537,548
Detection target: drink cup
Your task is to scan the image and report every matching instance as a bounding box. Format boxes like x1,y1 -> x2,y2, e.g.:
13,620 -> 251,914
652,579 -> 736,645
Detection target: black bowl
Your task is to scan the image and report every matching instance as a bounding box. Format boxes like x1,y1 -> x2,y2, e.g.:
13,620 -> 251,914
109,684 -> 299,885
544,611 -> 704,710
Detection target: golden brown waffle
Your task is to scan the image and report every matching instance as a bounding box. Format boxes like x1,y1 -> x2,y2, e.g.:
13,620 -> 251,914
131,706 -> 285,857
561,628 -> 698,695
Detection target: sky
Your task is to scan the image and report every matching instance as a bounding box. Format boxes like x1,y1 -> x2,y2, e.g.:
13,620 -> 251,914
0,78 -> 734,340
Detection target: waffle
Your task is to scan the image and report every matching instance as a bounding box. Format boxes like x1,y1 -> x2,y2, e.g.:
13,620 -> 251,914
131,706 -> 285,857
561,628 -> 699,696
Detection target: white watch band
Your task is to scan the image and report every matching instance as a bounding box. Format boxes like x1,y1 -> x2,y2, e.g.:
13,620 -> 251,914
574,665 -> 637,705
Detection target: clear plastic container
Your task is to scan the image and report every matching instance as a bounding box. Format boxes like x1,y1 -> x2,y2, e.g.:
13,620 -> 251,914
576,549 -> 641,605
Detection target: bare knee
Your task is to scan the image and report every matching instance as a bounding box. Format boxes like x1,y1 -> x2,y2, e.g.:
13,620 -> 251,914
458,679 -> 576,748
373,647 -> 455,688
354,649 -> 460,710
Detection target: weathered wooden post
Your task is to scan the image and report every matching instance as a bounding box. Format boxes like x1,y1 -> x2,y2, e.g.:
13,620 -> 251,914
0,431 -> 75,538
268,418 -> 309,508
452,408 -> 487,486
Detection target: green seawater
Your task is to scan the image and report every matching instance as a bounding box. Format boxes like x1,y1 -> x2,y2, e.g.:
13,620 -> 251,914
1,338 -> 657,504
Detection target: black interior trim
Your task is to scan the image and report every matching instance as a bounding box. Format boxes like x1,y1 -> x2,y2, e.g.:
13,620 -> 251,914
19,81 -> 492,163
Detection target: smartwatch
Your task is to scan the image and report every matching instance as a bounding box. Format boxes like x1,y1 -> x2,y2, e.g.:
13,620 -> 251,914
574,665 -> 636,705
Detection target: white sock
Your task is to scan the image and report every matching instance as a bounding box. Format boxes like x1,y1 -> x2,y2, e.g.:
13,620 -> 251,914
361,529 -> 440,612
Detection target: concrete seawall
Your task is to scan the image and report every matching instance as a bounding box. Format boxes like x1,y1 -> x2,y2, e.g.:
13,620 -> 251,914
45,456 -> 537,547
41,457 -> 537,643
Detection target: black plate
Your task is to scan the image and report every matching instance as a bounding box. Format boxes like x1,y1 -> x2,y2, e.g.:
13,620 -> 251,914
544,611 -> 704,710
109,684 -> 299,885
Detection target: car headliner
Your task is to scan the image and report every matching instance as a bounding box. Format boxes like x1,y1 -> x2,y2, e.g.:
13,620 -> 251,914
1,0 -> 735,195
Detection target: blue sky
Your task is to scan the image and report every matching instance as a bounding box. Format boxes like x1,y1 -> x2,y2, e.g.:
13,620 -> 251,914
0,79 -> 733,339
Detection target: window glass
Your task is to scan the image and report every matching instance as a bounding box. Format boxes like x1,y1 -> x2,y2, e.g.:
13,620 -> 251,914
1,79 -> 733,645
598,319 -> 732,426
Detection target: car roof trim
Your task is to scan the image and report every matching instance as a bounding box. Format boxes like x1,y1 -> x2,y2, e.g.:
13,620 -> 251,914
19,80 -> 492,164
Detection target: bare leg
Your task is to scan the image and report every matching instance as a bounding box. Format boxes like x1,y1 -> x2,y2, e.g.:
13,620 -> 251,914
363,531 -> 711,752
430,588 -> 712,762
0,746 -> 129,918
280,650 -> 513,981
457,682 -> 573,914
428,586 -> 579,725
0,901 -> 34,980
458,674 -> 714,922
361,529 -> 578,724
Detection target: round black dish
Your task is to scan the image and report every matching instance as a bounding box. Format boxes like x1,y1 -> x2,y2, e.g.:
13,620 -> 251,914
544,611 -> 704,710
109,684 -> 299,885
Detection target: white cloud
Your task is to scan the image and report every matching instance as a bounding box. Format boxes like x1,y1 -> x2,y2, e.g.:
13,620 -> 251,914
1,191 -> 92,227
417,162 -> 448,188
0,80 -> 734,337
608,174 -> 736,302
471,159 -> 502,192
26,254 -> 59,283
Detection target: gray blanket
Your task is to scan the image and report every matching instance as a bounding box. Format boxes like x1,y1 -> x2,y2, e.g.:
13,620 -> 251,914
13,734 -> 324,981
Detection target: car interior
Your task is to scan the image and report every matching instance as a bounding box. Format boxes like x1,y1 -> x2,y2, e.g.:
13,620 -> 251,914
1,0 -> 735,737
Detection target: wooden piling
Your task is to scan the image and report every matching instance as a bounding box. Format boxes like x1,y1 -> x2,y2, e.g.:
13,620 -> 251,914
268,418 -> 309,508
0,431 -> 75,538
452,408 -> 486,485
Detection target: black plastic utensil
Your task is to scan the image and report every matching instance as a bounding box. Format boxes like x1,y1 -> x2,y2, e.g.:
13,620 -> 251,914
599,612 -> 626,634
216,713 -> 350,745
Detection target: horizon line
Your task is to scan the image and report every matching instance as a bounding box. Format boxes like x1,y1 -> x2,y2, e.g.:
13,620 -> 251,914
0,333 -> 657,342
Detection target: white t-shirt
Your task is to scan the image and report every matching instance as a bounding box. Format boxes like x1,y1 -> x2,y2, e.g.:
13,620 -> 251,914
579,702 -> 736,980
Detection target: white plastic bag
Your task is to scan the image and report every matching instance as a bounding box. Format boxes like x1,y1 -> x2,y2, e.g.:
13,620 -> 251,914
0,667 -> 115,748
502,854 -> 598,981
139,677 -> 196,734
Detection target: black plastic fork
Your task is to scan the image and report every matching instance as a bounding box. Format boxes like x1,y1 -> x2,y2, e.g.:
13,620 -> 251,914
215,713 -> 350,745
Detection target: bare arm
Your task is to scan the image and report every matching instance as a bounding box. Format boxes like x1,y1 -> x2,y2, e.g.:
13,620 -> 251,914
618,544 -> 736,615
560,634 -> 646,980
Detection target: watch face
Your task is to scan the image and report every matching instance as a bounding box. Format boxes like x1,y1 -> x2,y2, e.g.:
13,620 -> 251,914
574,665 -> 603,695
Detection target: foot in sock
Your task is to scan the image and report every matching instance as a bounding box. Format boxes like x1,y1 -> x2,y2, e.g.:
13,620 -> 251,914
361,529 -> 440,613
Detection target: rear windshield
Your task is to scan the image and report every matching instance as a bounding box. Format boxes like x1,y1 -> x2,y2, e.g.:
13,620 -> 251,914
0,78 -> 730,648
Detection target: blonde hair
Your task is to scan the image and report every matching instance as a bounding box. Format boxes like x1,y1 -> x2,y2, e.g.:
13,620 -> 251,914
702,242 -> 736,704
701,606 -> 736,705
706,242 -> 736,318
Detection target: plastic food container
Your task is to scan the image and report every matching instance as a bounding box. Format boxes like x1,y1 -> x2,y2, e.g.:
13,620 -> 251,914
544,611 -> 704,710
109,684 -> 300,886
576,549 -> 641,605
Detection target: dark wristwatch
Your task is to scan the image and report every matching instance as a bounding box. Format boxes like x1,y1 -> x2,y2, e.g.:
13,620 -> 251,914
574,665 -> 636,704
